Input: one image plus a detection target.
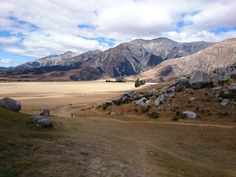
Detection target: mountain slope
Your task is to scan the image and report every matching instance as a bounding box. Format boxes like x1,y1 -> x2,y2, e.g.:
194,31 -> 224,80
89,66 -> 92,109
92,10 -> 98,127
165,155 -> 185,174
1,37 -> 213,80
15,51 -> 78,70
128,38 -> 236,82
78,37 -> 213,77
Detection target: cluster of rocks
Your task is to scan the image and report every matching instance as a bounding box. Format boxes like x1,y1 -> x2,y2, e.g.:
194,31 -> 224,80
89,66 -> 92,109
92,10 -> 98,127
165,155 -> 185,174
0,97 -> 21,112
31,109 -> 52,128
214,83 -> 236,106
211,64 -> 236,81
0,97 -> 52,127
154,70 -> 213,107
102,69 -> 236,120
112,91 -> 143,106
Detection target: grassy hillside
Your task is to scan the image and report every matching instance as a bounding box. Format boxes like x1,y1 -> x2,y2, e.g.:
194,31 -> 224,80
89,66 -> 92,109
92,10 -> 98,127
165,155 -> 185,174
0,107 -> 54,177
87,79 -> 236,123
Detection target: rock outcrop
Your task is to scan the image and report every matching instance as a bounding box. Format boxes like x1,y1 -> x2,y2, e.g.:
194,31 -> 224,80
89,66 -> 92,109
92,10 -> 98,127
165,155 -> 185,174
31,109 -> 52,127
0,97 -> 21,112
31,115 -> 52,128
189,70 -> 212,89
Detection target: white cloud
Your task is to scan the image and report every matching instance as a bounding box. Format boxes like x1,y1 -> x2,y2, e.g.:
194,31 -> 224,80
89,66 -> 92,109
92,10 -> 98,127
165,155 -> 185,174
183,1 -> 236,31
163,30 -> 236,42
0,58 -> 19,66
0,0 -> 235,61
0,36 -> 20,43
1,46 -> 25,55
96,1 -> 174,35
21,30 -> 106,57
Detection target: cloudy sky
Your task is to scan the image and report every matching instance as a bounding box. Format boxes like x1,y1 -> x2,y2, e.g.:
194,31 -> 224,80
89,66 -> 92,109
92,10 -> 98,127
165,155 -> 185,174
0,0 -> 236,67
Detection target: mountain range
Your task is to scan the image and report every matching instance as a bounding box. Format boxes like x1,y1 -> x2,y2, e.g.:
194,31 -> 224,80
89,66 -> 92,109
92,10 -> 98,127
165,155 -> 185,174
128,38 -> 236,82
0,37 -> 214,81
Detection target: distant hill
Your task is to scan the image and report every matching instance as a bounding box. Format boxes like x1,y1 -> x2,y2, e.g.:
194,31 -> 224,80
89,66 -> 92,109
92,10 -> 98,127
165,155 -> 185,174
127,38 -> 236,82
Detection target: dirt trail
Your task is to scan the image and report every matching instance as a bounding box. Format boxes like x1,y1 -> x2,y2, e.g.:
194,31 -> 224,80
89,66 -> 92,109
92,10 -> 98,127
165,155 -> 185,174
44,115 -> 236,177
56,104 -> 236,129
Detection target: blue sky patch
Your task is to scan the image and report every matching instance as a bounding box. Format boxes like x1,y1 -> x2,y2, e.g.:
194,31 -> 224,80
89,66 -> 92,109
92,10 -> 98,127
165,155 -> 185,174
0,51 -> 32,67
210,26 -> 236,34
0,30 -> 13,37
95,37 -> 116,46
82,36 -> 116,47
176,20 -> 193,28
7,16 -> 39,32
78,24 -> 94,29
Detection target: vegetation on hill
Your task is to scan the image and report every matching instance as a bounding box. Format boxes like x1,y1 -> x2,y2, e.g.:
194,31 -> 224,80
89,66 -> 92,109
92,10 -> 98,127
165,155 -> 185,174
134,78 -> 145,87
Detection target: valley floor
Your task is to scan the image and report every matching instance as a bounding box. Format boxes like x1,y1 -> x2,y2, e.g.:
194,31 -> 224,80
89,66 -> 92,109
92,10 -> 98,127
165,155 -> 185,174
0,81 -> 236,177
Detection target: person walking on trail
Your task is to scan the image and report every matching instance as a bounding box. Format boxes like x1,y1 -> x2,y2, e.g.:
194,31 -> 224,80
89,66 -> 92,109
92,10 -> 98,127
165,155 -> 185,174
71,113 -> 73,118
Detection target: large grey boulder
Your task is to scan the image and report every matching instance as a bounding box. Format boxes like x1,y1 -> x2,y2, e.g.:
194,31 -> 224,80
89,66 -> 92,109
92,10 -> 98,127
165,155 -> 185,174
155,94 -> 165,106
182,111 -> 197,119
175,77 -> 190,91
189,70 -> 212,89
136,97 -> 151,112
31,115 -> 52,127
0,97 -> 21,112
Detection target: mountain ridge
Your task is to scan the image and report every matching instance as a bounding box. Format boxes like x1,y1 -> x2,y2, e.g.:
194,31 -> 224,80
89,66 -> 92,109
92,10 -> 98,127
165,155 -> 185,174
0,37 -> 215,81
127,38 -> 236,82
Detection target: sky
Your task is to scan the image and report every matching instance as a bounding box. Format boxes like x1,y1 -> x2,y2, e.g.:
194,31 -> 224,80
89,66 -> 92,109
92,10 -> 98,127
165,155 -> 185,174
0,0 -> 236,67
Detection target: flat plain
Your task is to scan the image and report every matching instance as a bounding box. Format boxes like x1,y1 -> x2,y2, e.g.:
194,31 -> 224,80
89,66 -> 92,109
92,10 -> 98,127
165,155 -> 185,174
0,81 -> 135,114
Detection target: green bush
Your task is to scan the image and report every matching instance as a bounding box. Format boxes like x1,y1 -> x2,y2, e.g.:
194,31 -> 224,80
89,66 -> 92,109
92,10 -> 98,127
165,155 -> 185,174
219,91 -> 236,100
148,112 -> 159,119
171,117 -> 179,121
218,80 -> 229,86
174,111 -> 187,120
135,78 -> 146,87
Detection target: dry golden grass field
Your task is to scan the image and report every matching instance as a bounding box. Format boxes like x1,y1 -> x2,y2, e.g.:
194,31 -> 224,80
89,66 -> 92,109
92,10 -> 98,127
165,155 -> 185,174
0,81 -> 236,177
0,81 -> 136,114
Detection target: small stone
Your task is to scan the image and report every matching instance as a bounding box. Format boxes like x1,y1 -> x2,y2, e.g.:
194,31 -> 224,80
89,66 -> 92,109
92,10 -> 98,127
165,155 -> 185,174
182,111 -> 197,119
189,97 -> 196,101
40,109 -> 50,116
220,99 -> 229,106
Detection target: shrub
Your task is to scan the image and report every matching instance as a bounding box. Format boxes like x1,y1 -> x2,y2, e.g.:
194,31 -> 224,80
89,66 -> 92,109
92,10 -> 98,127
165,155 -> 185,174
135,78 -> 146,87
217,112 -> 230,118
148,112 -> 160,119
219,91 -> 236,100
172,117 -> 179,121
218,80 -> 229,86
101,102 -> 112,110
175,111 -> 187,119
